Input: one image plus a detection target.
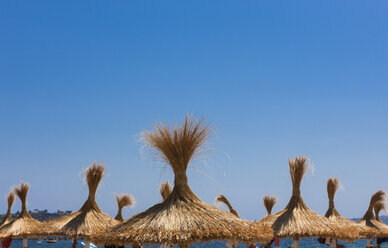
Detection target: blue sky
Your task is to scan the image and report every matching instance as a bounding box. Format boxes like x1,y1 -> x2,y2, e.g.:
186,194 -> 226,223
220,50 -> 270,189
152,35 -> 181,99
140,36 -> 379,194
0,1 -> 387,221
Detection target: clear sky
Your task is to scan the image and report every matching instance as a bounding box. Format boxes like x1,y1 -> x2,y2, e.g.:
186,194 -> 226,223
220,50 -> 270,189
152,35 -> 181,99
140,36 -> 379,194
1,1 -> 387,221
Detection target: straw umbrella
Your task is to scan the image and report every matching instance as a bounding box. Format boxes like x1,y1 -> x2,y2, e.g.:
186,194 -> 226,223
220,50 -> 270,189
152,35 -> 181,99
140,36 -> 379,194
215,195 -> 239,217
257,156 -> 356,248
49,163 -> 119,248
0,192 -> 15,228
324,178 -> 375,247
160,181 -> 172,201
357,190 -> 388,246
114,194 -> 135,222
0,182 -> 55,248
92,116 -> 273,247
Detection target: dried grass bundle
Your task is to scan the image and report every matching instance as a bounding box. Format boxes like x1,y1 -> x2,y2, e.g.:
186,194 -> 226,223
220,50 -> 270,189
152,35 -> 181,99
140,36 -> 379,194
141,115 -> 211,185
325,178 -> 340,218
159,181 -> 172,201
0,192 -> 15,228
115,194 -> 135,222
262,195 -> 277,215
91,116 -> 273,247
48,163 -> 119,238
15,182 -> 30,217
288,156 -> 309,200
361,190 -> 386,221
81,163 -> 105,211
374,201 -> 386,222
215,195 -> 239,217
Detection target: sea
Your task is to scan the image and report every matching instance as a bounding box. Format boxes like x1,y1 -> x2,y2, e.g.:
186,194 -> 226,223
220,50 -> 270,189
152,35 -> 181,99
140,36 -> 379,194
7,238 -> 388,248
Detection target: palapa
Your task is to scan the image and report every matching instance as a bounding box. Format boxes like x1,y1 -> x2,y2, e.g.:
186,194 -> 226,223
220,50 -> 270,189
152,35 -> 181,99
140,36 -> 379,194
257,156 -> 355,243
0,192 -> 15,228
49,163 -> 119,239
324,177 -> 372,241
0,182 -> 55,239
92,116 -> 273,247
115,194 -> 135,222
215,195 -> 239,217
357,191 -> 388,238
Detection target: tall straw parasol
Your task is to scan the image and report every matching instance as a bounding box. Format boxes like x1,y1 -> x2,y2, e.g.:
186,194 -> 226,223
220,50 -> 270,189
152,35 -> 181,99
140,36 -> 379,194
257,156 -> 356,248
324,178 -> 374,245
215,195 -> 239,217
0,182 -> 56,248
262,195 -> 277,216
356,190 -> 388,246
92,116 -> 273,247
49,163 -> 119,247
160,181 -> 172,201
114,194 -> 135,222
0,192 -> 15,228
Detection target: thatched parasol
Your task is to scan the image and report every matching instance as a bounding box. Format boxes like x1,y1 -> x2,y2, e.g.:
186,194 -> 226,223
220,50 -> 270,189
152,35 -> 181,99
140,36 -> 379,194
324,178 -> 374,242
0,182 -> 56,248
262,195 -> 277,216
215,195 -> 239,218
357,191 -> 388,236
160,181 -> 172,201
357,191 -> 388,244
115,194 -> 135,222
92,116 -> 273,247
49,163 -> 119,240
0,192 -> 15,228
257,156 -> 356,247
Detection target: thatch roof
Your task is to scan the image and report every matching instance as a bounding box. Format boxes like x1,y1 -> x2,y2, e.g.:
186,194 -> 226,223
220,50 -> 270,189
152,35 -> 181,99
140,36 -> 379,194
0,182 -> 55,238
357,191 -> 388,238
262,195 -> 277,216
160,181 -> 172,201
257,156 -> 356,239
49,163 -> 119,238
0,192 -> 15,228
215,195 -> 239,217
115,194 -> 135,222
92,116 -> 273,246
324,178 -> 375,240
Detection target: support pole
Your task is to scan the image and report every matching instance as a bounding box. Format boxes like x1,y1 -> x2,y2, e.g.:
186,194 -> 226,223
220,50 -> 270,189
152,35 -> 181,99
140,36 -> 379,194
366,238 -> 372,247
23,238 -> 27,248
293,238 -> 299,248
331,238 -> 337,248
85,240 -> 90,248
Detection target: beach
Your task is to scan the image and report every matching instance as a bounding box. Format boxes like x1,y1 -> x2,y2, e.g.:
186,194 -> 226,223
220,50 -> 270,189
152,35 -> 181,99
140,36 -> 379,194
7,238 -> 388,248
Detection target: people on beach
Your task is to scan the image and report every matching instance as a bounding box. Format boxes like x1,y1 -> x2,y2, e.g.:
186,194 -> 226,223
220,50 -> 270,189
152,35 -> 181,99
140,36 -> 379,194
377,237 -> 388,247
260,238 -> 274,248
72,239 -> 78,248
1,237 -> 12,248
